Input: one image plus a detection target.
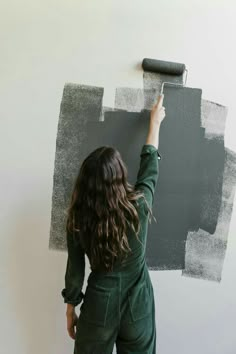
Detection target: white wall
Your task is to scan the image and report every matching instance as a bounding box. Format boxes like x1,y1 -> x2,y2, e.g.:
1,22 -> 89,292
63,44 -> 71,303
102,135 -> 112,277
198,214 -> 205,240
1,1 -> 236,353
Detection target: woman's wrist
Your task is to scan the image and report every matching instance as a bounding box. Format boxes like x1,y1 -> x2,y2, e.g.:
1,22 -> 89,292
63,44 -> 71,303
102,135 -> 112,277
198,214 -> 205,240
149,120 -> 161,133
146,129 -> 160,149
66,303 -> 75,315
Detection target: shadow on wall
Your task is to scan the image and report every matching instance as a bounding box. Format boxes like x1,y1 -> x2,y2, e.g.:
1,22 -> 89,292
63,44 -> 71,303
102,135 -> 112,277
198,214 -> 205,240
49,72 -> 236,283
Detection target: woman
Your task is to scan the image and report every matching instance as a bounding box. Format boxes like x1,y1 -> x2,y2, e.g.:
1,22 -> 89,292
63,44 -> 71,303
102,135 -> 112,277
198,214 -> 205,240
61,94 -> 166,354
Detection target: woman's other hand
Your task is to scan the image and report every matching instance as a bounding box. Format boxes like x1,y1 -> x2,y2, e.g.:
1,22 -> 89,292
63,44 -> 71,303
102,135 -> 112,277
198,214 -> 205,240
66,307 -> 78,340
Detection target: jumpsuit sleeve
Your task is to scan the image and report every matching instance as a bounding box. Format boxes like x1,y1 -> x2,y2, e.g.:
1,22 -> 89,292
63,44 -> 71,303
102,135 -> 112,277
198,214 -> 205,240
61,229 -> 85,307
134,144 -> 162,209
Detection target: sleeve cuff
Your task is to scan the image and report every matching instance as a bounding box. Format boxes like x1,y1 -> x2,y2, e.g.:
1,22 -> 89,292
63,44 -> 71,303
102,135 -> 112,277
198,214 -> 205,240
141,144 -> 162,160
61,288 -> 85,306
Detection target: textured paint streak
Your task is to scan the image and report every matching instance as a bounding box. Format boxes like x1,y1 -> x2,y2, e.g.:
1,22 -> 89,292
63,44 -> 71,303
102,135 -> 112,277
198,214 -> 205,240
198,100 -> 227,235
49,83 -> 104,250
201,99 -> 227,138
115,87 -> 144,112
183,148 -> 236,281
182,100 -> 229,281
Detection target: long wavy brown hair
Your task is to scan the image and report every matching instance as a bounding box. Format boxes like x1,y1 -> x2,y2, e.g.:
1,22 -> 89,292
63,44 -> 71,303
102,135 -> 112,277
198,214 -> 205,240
66,146 -> 154,272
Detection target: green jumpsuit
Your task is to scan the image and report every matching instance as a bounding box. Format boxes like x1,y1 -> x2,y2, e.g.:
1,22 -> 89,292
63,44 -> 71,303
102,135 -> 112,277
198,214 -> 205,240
61,144 -> 161,354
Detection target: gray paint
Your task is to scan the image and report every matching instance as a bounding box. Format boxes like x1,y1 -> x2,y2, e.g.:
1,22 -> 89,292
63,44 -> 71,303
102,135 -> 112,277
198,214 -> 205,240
195,136 -> 225,236
183,148 -> 236,281
50,79 -> 236,282
182,100 -> 231,281
74,85 -> 203,270
86,111 -> 150,170
146,85 -> 203,269
49,83 -> 104,250
143,72 -> 235,280
101,106 -> 115,122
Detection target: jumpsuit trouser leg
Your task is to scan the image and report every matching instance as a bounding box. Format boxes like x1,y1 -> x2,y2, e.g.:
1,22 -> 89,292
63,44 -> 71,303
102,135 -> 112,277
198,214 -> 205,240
74,265 -> 156,354
116,270 -> 156,354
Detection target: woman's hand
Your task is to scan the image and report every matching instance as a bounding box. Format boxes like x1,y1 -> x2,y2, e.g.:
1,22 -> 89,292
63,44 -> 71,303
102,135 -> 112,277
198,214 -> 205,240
150,94 -> 166,127
146,94 -> 166,149
66,307 -> 78,340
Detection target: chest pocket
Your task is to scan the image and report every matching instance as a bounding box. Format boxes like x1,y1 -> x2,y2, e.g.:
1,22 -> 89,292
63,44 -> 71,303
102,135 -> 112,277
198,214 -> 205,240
80,286 -> 111,327
128,281 -> 152,323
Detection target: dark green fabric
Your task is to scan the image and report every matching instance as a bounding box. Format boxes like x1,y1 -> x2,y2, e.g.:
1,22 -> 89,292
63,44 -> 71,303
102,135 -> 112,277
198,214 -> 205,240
61,144 -> 161,353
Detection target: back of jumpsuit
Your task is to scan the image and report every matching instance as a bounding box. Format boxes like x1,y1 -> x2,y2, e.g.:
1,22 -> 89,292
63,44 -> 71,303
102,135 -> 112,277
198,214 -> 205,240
61,144 -> 162,354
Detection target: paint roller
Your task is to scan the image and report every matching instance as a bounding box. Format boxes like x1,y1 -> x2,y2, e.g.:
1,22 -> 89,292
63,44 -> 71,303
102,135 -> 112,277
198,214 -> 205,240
142,58 -> 188,94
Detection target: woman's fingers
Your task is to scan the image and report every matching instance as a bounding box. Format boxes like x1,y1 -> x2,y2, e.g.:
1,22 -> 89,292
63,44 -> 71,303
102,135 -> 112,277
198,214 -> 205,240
67,313 -> 78,340
152,94 -> 164,110
157,93 -> 164,106
67,325 -> 76,340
